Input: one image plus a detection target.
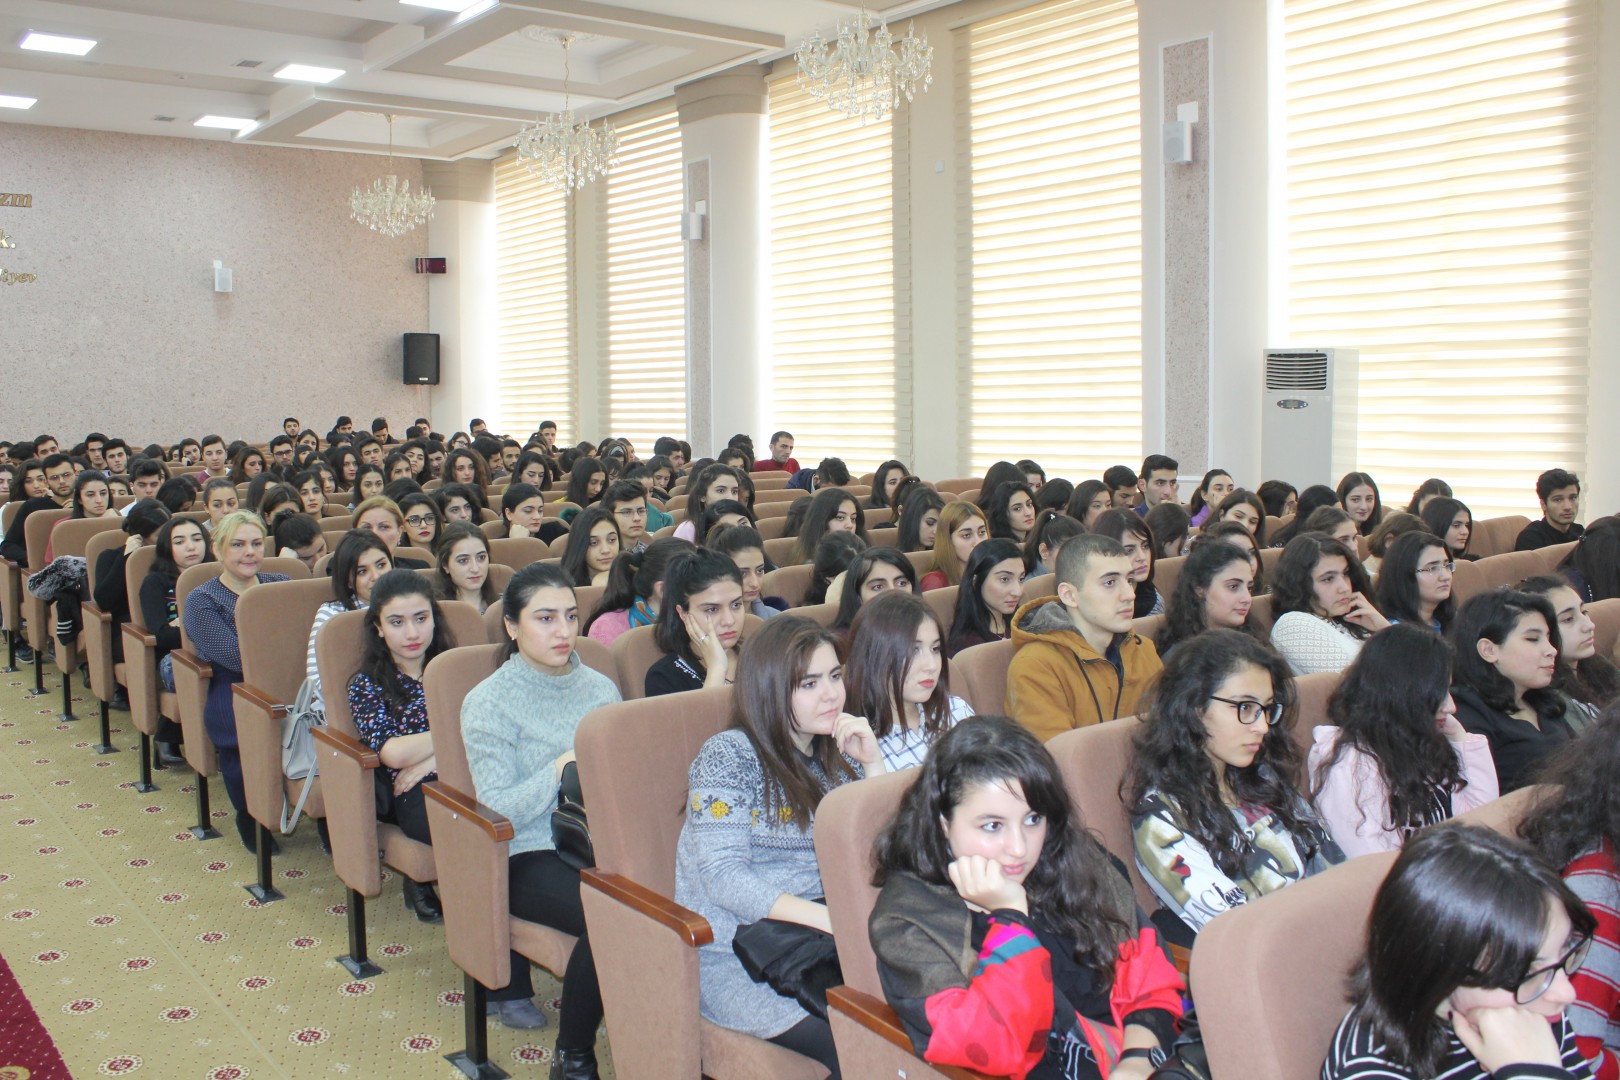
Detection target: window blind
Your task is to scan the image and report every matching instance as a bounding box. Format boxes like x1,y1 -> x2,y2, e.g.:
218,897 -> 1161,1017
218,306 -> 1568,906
956,0 -> 1142,479
599,104 -> 687,449
1281,0 -> 1594,519
767,74 -> 910,472
493,154 -> 573,441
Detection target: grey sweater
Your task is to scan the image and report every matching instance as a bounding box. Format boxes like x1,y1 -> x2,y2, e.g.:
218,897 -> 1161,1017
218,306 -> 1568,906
460,652 -> 622,856
673,727 -> 862,1040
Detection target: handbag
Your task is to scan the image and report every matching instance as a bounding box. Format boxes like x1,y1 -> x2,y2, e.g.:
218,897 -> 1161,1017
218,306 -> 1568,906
731,913 -> 842,1020
551,760 -> 593,871
279,675 -> 324,834
1149,1014 -> 1210,1080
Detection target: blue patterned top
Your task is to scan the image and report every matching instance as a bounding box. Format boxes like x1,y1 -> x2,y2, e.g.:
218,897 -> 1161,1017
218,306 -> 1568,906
348,670 -> 430,783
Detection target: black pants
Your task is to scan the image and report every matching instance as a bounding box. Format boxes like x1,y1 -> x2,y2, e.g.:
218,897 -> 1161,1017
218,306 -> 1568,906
768,1015 -> 840,1079
390,780 -> 432,848
491,849 -> 603,1053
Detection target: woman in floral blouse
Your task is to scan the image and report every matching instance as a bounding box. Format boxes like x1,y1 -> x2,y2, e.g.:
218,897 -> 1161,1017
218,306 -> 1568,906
347,568 -> 455,922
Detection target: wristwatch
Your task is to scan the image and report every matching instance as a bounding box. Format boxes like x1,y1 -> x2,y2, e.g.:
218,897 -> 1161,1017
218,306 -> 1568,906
1119,1046 -> 1168,1067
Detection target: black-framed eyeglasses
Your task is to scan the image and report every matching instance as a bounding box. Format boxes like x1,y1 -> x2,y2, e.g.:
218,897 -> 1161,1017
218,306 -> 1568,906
1208,695 -> 1285,727
404,514 -> 436,528
1512,934 -> 1592,1004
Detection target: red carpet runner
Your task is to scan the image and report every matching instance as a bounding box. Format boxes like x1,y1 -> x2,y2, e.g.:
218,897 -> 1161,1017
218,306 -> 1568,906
0,949 -> 72,1080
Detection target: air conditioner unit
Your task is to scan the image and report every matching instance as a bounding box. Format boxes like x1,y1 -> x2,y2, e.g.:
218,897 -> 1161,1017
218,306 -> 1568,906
1259,348 -> 1359,493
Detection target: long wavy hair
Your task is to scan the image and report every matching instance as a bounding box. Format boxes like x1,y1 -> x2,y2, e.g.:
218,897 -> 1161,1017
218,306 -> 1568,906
1313,625 -> 1467,837
354,569 -> 454,715
791,487 -> 868,565
949,537 -> 1025,649
730,615 -> 861,831
1336,471 -> 1384,537
1124,629 -> 1330,879
1158,541 -> 1266,655
895,487 -> 946,554
1449,589 -> 1564,720
559,506 -> 620,587
831,546 -> 917,631
1271,533 -> 1377,639
874,716 -> 1132,975
1065,479 -> 1110,529
1520,703 -> 1620,868
1420,496 -> 1472,560
868,460 -> 909,509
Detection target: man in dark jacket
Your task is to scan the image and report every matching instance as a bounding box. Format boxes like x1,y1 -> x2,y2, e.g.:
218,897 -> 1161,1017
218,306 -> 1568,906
1514,468 -> 1584,551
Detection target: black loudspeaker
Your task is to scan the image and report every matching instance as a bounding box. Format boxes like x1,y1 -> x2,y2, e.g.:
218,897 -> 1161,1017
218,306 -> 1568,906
403,333 -> 440,385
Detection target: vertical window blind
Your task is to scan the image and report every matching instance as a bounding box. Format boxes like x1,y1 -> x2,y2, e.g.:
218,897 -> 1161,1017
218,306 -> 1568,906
767,74 -> 909,472
1281,0 -> 1594,519
599,104 -> 687,449
493,155 -> 573,441
956,0 -> 1142,480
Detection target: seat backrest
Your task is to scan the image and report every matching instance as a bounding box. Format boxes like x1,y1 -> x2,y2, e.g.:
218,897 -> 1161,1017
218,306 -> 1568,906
795,601 -> 839,627
123,547 -> 160,632
1020,572 -> 1056,604
1475,549 -> 1545,591
1293,670 -> 1342,773
0,500 -> 21,541
85,529 -> 127,593
1539,541 -> 1578,574
24,507 -> 70,571
488,536 -> 549,569
921,585 -> 956,630
1191,850 -> 1397,1080
1470,515 -> 1531,559
317,600 -> 489,736
865,507 -> 894,528
52,516 -> 123,560
1154,555 -> 1186,599
575,687 -> 733,895
762,563 -> 814,607
763,535 -> 801,567
1590,598 -> 1620,665
1258,547 -> 1283,579
1452,783 -> 1548,835
236,578 -> 335,702
1449,558 -> 1488,606
902,549 -> 933,576
1046,717 -> 1158,911
424,643 -> 505,795
815,770 -> 918,997
935,477 -> 981,495
951,638 -> 1016,715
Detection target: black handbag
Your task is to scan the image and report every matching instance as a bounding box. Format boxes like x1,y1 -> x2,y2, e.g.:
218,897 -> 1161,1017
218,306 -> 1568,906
551,761 -> 594,872
1150,1012 -> 1210,1080
731,913 -> 842,1020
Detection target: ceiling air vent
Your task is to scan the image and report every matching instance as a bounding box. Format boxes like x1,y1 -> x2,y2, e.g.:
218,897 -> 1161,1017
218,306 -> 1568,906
234,59 -> 264,68
153,115 -> 176,122
1264,351 -> 1329,392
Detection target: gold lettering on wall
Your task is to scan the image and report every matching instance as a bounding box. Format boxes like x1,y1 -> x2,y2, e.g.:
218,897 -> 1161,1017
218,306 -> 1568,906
0,228 -> 13,249
0,193 -> 33,208
0,270 -> 38,285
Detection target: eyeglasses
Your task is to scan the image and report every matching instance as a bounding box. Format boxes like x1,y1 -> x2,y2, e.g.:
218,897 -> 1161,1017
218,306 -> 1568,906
1208,695 -> 1285,727
1512,934 -> 1591,1004
1416,560 -> 1456,577
404,514 -> 436,528
614,506 -> 646,518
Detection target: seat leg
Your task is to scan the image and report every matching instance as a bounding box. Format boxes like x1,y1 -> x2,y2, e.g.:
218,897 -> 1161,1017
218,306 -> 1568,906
134,733 -> 158,793
445,973 -> 508,1080
335,888 -> 383,979
2,629 -> 17,674
57,665 -> 77,721
29,647 -> 43,696
243,823 -> 284,904
189,775 -> 222,840
93,700 -> 118,754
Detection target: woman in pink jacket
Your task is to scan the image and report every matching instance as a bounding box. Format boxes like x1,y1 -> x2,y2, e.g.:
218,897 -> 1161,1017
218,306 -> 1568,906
1309,623 -> 1499,857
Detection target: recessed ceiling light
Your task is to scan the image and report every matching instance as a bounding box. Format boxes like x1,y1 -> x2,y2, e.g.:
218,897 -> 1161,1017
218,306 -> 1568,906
195,115 -> 256,132
399,0 -> 486,12
18,31 -> 97,56
0,94 -> 37,110
273,63 -> 345,84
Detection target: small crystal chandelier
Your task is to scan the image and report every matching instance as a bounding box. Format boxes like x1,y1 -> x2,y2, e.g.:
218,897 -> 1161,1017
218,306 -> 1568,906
796,8 -> 933,123
350,114 -> 436,238
515,33 -> 620,191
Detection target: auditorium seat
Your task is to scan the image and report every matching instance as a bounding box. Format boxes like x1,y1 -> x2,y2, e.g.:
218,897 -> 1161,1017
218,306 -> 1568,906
1020,571 -> 1055,604
935,477 -> 981,495
21,507 -> 70,705
1154,555 -> 1185,599
0,501 -> 23,667
80,526 -> 133,752
1292,671 -> 1341,776
865,507 -> 894,528
760,564 -> 813,607
120,546 -> 177,793
1452,783 -> 1547,835
763,536 -> 800,566
1449,557 -> 1488,606
574,687 -> 828,1080
795,601 -> 839,627
487,536 -> 549,570
1470,514 -> 1531,559
543,500 -> 579,519
755,488 -> 808,504
754,516 -> 789,541
1474,549 -> 1547,591
1590,598 -> 1620,664
951,639 -> 1014,715
1258,546 -> 1282,579
921,584 -> 956,629
901,549 -> 932,576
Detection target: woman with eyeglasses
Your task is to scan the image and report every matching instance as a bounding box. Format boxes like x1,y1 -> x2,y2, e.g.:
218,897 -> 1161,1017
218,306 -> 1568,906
1520,707 -> 1620,1079
1125,630 -> 1343,937
1322,824 -> 1596,1080
1375,531 -> 1458,634
1309,625 -> 1498,858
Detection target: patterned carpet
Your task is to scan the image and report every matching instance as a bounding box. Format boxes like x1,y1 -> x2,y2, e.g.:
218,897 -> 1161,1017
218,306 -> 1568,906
0,658 -> 608,1079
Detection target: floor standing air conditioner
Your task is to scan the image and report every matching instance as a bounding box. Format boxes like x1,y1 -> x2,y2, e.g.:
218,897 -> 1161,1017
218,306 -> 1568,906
1259,348 -> 1359,493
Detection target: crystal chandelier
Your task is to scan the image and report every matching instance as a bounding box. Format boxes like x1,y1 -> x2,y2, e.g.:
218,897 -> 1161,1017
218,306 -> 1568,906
350,114 -> 436,238
515,33 -> 619,191
796,9 -> 933,123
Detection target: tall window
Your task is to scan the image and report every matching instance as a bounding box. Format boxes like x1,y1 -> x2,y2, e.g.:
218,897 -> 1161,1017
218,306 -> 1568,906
957,0 -> 1142,478
493,156 -> 572,439
600,105 -> 687,448
767,75 -> 908,472
1281,0 -> 1594,518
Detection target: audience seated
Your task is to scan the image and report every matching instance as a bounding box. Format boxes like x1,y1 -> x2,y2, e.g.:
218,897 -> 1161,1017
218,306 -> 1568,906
845,592 -> 974,772
584,536 -> 690,646
1156,540 -> 1266,657
705,523 -> 786,620
1518,468 -> 1586,552
1270,533 -> 1386,675
645,549 -> 746,696
945,537 -> 1023,656
1520,575 -> 1620,731
1336,471 -> 1384,537
829,547 -> 916,632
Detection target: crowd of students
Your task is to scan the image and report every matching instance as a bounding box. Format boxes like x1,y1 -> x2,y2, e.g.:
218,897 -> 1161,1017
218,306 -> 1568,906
3,418 -> 1618,1080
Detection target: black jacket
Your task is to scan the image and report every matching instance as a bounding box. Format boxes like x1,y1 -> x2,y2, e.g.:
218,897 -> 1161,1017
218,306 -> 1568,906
1450,683 -> 1574,793
1514,517 -> 1583,552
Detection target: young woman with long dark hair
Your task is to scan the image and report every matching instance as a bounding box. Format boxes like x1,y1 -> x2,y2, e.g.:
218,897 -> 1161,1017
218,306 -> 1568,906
1066,479 -> 1111,531
1156,541 -> 1265,657
706,523 -> 786,620
984,481 -> 1037,546
1144,502 -> 1191,561
1423,496 -> 1479,562
1405,477 -> 1454,515
1337,471 -> 1384,537
673,616 -> 883,1078
871,716 -> 1183,1080
645,549 -> 747,696
1024,511 -> 1082,577
1375,531 -> 1457,633
693,498 -> 754,547
432,522 -> 495,612
1126,629 -> 1343,934
558,506 -> 620,588
895,486 -> 945,555
347,569 -> 455,922
868,460 -> 910,510
1269,533 -> 1387,675
396,491 -> 441,552
140,515 -> 212,764
1268,483 -> 1338,548
946,538 -> 1023,657
790,487 -> 867,566
584,537 -> 691,646
461,563 -> 622,1049
1187,468 -> 1234,528
847,592 -> 974,770
1309,624 -> 1498,857
306,530 -> 394,712
830,547 -> 917,632
1213,489 -> 1267,545
1520,575 -> 1620,729
561,457 -> 606,511
1322,824 -> 1595,1080
674,463 -> 742,543
1257,479 -> 1299,520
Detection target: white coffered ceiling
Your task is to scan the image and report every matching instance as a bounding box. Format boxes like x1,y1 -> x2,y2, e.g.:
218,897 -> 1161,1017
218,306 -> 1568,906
0,0 -> 944,159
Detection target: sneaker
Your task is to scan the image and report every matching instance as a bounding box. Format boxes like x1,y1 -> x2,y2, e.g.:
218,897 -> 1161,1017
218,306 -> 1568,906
486,998 -> 549,1030
15,644 -> 34,664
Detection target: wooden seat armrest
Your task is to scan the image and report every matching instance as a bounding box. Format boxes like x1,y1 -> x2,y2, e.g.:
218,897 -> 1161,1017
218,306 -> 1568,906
826,986 -> 995,1080
423,781 -> 515,842
310,725 -> 379,769
122,624 -> 158,649
1169,942 -> 1192,976
580,869 -> 714,948
170,649 -> 212,680
84,601 -> 109,624
232,681 -> 288,721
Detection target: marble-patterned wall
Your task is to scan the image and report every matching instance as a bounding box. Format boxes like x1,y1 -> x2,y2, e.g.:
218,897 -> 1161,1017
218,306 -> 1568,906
1162,37 -> 1211,473
0,122 -> 430,445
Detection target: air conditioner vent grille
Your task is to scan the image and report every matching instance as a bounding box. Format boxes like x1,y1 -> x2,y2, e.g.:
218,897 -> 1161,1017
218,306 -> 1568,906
1265,352 -> 1329,392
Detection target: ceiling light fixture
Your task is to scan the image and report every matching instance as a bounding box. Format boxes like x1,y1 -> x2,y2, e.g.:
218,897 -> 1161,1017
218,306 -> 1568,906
18,31 -> 96,56
0,94 -> 38,110
274,63 -> 345,84
514,32 -> 618,192
195,115 -> 257,132
795,8 -> 932,123
398,0 -> 486,12
350,114 -> 436,239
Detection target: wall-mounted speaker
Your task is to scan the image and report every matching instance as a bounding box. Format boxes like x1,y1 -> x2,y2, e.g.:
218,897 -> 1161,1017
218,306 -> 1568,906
404,333 -> 440,385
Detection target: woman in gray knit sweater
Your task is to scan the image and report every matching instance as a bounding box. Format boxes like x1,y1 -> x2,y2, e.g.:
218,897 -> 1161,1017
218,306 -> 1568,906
673,615 -> 886,1079
461,563 -> 622,1078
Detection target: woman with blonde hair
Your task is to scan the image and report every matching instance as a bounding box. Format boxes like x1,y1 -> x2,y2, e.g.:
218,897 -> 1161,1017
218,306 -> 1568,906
918,501 -> 989,592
